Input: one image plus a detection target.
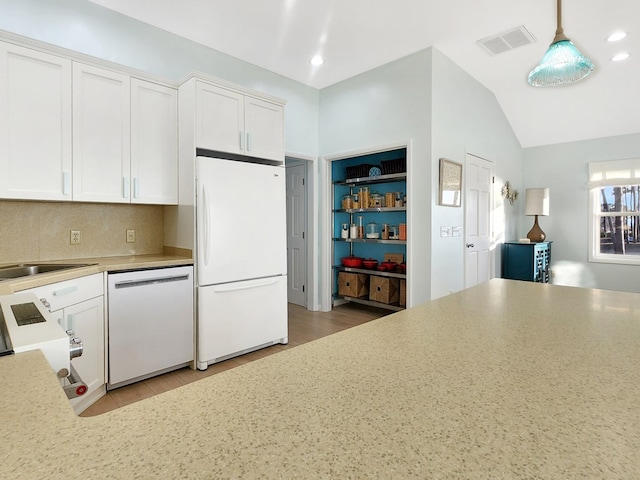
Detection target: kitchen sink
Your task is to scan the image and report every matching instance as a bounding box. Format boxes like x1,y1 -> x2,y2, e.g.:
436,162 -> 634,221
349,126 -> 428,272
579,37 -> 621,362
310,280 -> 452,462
0,263 -> 95,280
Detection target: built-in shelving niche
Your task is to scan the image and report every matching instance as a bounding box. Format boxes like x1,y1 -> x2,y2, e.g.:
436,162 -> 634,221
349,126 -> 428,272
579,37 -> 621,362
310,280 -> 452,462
331,148 -> 407,311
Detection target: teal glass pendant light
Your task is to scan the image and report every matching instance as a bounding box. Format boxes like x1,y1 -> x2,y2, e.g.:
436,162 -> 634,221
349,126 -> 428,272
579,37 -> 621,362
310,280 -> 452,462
528,0 -> 594,87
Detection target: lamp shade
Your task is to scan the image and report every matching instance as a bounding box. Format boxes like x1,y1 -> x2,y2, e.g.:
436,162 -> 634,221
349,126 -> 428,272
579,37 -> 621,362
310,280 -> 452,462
527,39 -> 594,87
525,188 -> 550,216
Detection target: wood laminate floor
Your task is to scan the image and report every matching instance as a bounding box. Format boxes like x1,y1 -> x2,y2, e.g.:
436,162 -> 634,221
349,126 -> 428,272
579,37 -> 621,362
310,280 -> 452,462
81,303 -> 387,416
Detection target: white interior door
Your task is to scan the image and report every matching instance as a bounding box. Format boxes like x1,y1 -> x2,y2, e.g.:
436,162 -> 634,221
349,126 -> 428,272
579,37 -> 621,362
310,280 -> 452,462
464,153 -> 493,288
286,162 -> 307,306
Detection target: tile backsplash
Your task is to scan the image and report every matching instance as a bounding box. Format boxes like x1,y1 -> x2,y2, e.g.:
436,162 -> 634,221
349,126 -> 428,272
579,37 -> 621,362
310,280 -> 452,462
0,201 -> 164,263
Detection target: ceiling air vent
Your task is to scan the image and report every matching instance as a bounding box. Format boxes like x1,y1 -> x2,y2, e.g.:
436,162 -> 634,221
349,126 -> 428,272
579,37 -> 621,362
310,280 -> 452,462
477,26 -> 536,56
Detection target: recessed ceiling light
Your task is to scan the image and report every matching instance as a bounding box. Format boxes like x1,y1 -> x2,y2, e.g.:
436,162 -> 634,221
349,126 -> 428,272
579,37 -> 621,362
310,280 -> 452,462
612,52 -> 630,62
607,31 -> 627,42
310,55 -> 324,66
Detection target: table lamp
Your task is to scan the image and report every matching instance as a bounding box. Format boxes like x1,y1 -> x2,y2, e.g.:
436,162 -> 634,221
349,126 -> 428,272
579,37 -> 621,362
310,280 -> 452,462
525,188 -> 549,242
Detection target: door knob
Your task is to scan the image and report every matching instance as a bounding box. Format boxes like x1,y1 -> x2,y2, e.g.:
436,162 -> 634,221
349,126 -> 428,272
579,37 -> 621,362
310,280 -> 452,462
466,243 -> 475,248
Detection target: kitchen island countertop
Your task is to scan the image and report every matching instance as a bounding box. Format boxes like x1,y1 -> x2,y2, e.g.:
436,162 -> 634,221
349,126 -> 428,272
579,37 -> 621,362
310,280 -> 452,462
1,279 -> 639,479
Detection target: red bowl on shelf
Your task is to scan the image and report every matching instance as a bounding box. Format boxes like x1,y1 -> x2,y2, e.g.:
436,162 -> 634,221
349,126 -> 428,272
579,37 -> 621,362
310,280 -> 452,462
376,265 -> 388,272
397,263 -> 406,274
362,258 -> 378,270
341,256 -> 363,268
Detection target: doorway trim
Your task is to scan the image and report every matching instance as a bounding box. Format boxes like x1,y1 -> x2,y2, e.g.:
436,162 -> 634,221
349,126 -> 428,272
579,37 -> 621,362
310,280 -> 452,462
320,140 -> 412,312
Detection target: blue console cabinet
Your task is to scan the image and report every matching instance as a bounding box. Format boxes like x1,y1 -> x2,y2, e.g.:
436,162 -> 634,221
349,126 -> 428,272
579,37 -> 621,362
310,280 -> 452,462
501,241 -> 551,283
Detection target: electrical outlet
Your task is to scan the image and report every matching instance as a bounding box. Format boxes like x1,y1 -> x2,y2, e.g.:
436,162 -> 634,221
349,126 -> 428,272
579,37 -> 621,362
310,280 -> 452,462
70,230 -> 81,245
126,229 -> 136,243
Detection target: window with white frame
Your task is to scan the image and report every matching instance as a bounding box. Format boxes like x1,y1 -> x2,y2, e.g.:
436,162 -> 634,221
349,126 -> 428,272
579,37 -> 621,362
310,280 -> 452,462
589,159 -> 640,264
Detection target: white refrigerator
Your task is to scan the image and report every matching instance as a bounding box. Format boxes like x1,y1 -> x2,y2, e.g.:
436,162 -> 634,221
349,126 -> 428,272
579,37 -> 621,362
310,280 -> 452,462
195,154 -> 288,370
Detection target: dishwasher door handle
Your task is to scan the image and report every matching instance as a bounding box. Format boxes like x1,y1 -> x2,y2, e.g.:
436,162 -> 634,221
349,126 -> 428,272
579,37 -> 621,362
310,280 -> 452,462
113,274 -> 190,289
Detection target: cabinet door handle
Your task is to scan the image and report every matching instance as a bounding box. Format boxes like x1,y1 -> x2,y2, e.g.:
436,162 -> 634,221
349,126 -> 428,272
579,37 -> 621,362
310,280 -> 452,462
239,131 -> 244,150
133,177 -> 139,198
62,171 -> 71,196
202,184 -> 211,266
466,243 -> 475,248
123,177 -> 130,199
53,285 -> 78,296
246,132 -> 251,152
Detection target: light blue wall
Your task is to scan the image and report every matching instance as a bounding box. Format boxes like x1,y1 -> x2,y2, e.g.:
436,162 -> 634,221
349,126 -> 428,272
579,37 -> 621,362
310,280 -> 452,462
524,133 -> 640,293
311,46 -> 527,305
0,0 -> 319,157
430,49 -> 524,298
319,49 -> 433,307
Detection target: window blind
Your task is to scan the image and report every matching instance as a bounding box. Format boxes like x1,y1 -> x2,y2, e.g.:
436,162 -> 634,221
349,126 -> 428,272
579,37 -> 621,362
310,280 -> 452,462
589,158 -> 640,188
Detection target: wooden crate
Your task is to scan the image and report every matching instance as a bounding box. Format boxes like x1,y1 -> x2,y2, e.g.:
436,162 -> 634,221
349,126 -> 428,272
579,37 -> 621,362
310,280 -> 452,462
338,272 -> 369,298
369,275 -> 400,304
399,279 -> 406,307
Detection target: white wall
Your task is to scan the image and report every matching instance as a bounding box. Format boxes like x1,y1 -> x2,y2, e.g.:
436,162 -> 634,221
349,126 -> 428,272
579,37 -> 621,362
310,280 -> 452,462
319,49 -> 433,309
0,0 -> 319,158
524,133 -> 640,293
430,50 -> 524,299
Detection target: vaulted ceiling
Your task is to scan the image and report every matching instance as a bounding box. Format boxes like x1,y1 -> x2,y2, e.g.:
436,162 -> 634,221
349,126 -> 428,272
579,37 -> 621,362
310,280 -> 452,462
89,0 -> 640,148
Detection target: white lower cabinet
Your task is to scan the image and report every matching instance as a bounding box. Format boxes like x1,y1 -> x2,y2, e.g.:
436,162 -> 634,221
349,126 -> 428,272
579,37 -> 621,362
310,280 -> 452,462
54,295 -> 104,413
23,273 -> 105,414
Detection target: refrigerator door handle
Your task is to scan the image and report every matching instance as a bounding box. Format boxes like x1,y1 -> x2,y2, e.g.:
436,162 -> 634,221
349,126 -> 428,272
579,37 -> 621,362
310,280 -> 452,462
202,184 -> 211,266
213,277 -> 280,293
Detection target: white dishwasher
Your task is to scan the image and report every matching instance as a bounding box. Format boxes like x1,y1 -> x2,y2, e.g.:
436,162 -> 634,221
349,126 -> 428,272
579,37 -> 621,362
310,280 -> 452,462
107,265 -> 194,389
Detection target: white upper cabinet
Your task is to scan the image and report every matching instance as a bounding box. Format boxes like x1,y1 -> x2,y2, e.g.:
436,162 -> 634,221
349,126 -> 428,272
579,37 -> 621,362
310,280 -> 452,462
130,79 -> 178,205
0,42 -> 72,201
244,96 -> 284,162
195,81 -> 284,162
196,82 -> 244,156
72,63 -> 131,203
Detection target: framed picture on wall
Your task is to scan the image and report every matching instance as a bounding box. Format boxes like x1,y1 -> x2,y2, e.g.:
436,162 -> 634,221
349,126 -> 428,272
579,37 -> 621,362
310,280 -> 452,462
439,158 -> 462,207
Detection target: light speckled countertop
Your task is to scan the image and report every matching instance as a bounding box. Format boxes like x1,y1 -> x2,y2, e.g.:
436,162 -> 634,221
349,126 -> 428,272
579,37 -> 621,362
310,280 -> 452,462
2,279 -> 639,478
0,253 -> 193,294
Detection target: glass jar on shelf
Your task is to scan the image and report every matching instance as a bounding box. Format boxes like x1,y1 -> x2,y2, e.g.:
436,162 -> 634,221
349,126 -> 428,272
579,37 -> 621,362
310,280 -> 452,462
370,193 -> 384,208
366,221 -> 380,239
357,216 -> 364,239
385,192 -> 395,208
341,194 -> 354,210
359,187 -> 370,208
